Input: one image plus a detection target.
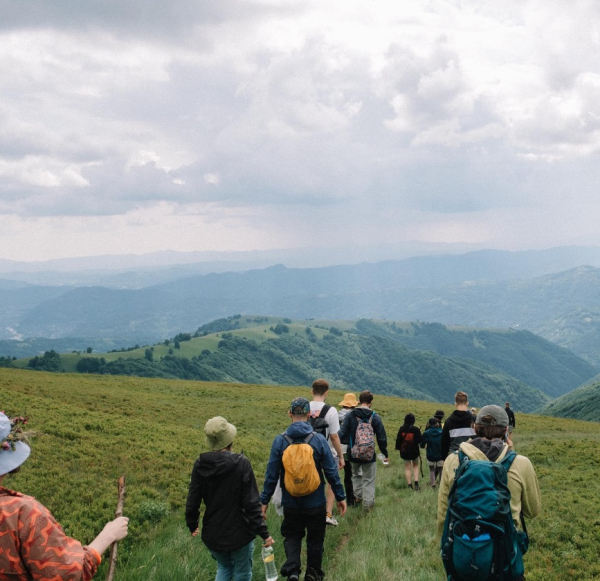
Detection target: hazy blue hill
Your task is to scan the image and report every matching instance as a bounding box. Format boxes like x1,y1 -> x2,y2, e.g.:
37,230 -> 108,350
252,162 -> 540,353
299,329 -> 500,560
538,379 -> 600,422
8,257 -> 600,366
352,320 -> 598,398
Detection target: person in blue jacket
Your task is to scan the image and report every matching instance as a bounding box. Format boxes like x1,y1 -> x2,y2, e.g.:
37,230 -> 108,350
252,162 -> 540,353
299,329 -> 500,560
261,397 -> 346,581
420,416 -> 443,488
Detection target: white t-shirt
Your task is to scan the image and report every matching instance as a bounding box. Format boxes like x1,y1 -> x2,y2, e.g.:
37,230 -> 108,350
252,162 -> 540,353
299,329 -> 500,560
310,401 -> 340,458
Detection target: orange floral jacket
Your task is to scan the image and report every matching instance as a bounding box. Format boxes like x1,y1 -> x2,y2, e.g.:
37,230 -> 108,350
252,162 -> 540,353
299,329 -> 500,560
0,487 -> 101,580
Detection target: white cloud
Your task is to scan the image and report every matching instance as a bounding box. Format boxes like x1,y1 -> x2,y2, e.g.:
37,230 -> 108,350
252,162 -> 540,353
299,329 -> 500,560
1,0 -> 600,259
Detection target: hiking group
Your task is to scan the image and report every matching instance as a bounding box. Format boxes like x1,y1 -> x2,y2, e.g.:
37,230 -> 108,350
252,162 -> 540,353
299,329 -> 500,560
0,384 -> 540,581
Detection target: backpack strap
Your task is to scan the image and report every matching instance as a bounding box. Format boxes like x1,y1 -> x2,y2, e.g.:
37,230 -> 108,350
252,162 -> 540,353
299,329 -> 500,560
318,404 -> 331,419
499,449 -> 517,471
282,432 -> 315,447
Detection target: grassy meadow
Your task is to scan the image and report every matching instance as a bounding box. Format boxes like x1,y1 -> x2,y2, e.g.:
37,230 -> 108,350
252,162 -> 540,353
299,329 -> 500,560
2,367 -> 600,580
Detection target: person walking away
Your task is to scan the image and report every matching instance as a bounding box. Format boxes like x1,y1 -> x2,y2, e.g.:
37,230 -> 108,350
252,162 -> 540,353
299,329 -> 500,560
440,391 -> 476,460
505,402 -> 516,435
396,413 -> 422,490
420,417 -> 443,488
261,398 -> 346,581
434,410 -> 445,427
0,412 -> 129,581
339,390 -> 388,511
337,393 -> 358,506
309,379 -> 345,526
186,416 -> 274,581
437,405 -> 541,581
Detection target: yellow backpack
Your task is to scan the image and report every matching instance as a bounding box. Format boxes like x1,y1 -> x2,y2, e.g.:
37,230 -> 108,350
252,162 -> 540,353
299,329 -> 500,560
282,433 -> 322,497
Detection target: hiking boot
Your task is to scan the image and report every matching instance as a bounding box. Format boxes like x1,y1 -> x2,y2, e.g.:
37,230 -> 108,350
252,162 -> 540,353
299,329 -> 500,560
288,574 -> 300,581
414,482 -> 420,491
304,568 -> 323,581
326,513 -> 339,526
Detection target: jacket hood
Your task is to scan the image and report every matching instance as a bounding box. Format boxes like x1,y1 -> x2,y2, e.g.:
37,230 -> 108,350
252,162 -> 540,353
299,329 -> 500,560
449,410 -> 475,422
197,451 -> 244,477
425,426 -> 442,436
285,421 -> 314,439
353,407 -> 374,420
458,439 -> 510,463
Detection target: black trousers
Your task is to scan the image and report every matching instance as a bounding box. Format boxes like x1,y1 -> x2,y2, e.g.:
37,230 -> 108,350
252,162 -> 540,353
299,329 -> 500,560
280,505 -> 327,579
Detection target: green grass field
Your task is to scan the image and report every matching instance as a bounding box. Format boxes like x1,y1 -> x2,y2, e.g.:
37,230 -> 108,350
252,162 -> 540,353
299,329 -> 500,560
2,368 -> 600,580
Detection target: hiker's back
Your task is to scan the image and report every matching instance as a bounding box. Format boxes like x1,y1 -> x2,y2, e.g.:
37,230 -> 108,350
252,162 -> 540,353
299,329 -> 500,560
440,449 -> 527,580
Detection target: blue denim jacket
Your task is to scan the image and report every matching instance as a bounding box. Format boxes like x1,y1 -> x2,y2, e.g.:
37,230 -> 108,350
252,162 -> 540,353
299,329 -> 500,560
260,421 -> 345,509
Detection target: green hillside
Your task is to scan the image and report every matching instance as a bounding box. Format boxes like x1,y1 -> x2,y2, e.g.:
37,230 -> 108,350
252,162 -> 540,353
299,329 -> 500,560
538,379 -> 600,422
2,368 -> 600,580
11,316 -> 554,412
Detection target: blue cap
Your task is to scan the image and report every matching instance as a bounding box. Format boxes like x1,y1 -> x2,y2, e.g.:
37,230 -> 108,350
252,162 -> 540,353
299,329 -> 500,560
290,397 -> 310,414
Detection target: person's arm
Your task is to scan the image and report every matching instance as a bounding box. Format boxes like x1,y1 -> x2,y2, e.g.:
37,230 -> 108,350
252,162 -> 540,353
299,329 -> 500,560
440,422 -> 451,460
260,436 -> 283,511
320,438 -> 346,503
241,457 -> 272,543
185,460 -> 203,534
374,415 -> 389,459
436,456 -> 455,539
329,433 -> 344,468
18,497 -> 127,581
87,517 -> 130,555
516,457 -> 541,520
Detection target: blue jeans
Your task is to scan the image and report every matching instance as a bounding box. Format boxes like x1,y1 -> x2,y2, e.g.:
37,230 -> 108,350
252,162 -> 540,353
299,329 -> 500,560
209,540 -> 254,581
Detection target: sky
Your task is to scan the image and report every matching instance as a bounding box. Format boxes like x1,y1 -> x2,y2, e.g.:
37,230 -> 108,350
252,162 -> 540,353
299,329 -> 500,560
1,0 -> 600,262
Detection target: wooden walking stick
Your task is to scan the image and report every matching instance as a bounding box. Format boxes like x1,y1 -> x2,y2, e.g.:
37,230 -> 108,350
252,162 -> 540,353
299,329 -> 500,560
106,475 -> 126,581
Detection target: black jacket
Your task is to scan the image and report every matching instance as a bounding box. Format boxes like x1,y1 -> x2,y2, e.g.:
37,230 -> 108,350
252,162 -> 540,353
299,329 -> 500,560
505,407 -> 516,427
395,424 -> 422,461
339,407 -> 388,463
440,410 -> 476,460
185,451 -> 269,552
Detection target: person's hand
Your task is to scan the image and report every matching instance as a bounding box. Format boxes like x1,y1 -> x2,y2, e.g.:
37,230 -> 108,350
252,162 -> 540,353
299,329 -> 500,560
263,536 -> 275,547
191,528 -> 199,537
261,504 -> 268,520
337,500 -> 347,517
104,516 -> 129,543
338,457 -> 345,470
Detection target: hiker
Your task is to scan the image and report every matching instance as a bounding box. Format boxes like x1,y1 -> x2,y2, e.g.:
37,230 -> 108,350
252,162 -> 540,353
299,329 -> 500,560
420,417 -> 443,488
339,390 -> 389,510
261,397 -> 346,581
338,392 -> 358,506
309,378 -> 345,526
505,402 -> 516,434
0,412 -> 129,580
186,416 -> 274,581
437,405 -> 541,581
395,413 -> 422,490
434,409 -> 445,427
440,391 -> 476,460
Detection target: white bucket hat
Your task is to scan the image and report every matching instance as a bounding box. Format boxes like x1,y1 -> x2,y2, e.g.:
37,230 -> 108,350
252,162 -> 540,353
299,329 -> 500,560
0,413 -> 31,476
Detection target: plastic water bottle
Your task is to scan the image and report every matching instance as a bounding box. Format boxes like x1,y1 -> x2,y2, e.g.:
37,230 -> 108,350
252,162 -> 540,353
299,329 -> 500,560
262,545 -> 278,581
377,453 -> 389,466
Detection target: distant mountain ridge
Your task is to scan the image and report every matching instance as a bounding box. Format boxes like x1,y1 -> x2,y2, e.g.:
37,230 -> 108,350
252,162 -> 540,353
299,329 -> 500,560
3,248 -> 600,365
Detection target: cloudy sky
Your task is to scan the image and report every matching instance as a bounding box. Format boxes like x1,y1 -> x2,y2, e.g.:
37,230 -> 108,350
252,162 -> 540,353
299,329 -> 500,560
1,0 -> 600,262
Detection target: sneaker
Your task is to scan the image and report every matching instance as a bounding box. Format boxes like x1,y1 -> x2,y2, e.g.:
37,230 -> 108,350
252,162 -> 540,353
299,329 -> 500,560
326,514 -> 339,526
288,575 -> 300,581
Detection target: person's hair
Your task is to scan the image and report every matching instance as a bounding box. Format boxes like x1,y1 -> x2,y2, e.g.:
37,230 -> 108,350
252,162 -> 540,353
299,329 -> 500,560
505,402 -> 510,408
427,417 -> 439,429
291,412 -> 310,420
403,413 -> 415,427
455,391 -> 468,405
311,378 -> 329,396
474,419 -> 506,440
359,390 -> 373,404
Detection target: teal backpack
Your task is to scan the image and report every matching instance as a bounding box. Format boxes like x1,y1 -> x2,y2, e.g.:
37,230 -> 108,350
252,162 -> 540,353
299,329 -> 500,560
441,450 -> 529,581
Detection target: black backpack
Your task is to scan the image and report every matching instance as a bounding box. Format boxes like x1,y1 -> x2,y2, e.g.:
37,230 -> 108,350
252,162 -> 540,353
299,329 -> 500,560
309,404 -> 331,439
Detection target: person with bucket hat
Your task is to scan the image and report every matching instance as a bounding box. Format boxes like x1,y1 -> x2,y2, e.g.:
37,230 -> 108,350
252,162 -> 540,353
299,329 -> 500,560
186,416 -> 274,581
338,393 -> 358,506
0,412 -> 129,580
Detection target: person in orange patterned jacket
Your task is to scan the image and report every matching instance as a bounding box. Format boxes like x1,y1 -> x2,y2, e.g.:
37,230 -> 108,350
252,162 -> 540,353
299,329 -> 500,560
0,412 -> 129,580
